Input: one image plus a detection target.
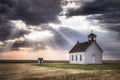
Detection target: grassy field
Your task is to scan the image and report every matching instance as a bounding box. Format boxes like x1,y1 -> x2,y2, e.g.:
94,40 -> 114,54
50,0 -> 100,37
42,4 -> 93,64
0,63 -> 120,80
37,62 -> 120,70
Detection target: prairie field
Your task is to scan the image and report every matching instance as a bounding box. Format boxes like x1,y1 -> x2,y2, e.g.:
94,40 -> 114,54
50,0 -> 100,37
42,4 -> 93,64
0,62 -> 120,80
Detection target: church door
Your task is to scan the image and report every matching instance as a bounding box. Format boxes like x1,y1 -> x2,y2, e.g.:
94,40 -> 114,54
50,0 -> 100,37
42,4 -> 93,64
92,55 -> 96,63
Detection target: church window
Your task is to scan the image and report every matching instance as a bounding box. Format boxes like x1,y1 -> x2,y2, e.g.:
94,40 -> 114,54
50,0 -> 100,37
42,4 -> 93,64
80,55 -> 82,61
72,55 -> 74,61
76,55 -> 77,61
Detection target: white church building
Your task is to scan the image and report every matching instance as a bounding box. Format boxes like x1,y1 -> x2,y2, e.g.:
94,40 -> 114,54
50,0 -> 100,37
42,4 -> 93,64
69,32 -> 103,64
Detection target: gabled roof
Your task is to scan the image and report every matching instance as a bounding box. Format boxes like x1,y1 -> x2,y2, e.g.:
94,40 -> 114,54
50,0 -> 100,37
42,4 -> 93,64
69,41 -> 103,53
69,42 -> 90,53
94,42 -> 104,52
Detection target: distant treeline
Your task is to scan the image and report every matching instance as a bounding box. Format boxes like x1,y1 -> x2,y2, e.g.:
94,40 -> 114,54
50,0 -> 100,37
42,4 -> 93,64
0,60 -> 120,63
0,60 -> 69,63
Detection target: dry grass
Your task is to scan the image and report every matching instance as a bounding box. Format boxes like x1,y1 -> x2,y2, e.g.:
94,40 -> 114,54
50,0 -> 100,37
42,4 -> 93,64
0,63 -> 120,80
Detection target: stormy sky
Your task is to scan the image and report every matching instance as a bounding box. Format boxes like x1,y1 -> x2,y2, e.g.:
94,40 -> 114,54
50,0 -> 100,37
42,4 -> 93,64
0,0 -> 120,60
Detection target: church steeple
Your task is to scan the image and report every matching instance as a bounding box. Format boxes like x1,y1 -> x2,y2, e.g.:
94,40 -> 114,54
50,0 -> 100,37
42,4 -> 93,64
88,30 -> 97,43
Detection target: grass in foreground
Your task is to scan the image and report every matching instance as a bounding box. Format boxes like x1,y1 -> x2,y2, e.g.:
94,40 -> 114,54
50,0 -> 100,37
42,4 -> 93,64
37,63 -> 120,70
0,63 -> 120,80
32,71 -> 120,80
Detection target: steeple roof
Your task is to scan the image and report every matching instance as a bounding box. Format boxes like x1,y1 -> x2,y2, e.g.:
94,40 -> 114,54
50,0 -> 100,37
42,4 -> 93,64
88,33 -> 97,38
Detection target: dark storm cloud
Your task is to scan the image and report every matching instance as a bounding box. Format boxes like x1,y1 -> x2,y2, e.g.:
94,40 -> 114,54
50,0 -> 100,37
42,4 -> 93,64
93,12 -> 120,33
67,0 -> 120,33
67,0 -> 120,16
0,19 -> 12,41
0,0 -> 62,25
94,12 -> 120,23
0,0 -> 14,14
0,19 -> 30,41
0,0 -> 63,51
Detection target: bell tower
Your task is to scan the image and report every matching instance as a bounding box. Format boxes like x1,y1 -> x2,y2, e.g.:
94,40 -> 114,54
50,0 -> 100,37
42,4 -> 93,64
88,30 -> 97,43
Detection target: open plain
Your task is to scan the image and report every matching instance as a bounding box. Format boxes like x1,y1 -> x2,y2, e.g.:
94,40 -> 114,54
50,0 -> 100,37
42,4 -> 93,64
0,62 -> 120,80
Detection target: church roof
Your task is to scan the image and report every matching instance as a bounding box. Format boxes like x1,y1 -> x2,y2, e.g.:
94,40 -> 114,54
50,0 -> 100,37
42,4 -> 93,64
69,32 -> 103,53
69,42 -> 90,53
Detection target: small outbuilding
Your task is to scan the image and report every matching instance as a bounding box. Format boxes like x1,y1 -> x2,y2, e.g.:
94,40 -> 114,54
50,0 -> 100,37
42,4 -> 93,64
38,58 -> 43,64
69,32 -> 103,64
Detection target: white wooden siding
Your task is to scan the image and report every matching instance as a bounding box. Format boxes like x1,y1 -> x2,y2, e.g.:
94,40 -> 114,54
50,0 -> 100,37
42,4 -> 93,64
69,52 -> 85,64
85,42 -> 102,64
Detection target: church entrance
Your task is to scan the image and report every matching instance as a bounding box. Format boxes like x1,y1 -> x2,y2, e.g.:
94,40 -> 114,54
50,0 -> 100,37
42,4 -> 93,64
92,55 -> 96,63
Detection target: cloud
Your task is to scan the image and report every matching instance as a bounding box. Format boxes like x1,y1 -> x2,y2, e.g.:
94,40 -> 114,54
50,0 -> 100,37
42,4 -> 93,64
0,0 -> 62,25
67,0 -> 120,16
65,0 -> 120,60
0,20 -> 12,41
66,0 -> 120,35
0,0 -> 120,60
0,22 -> 83,52
0,0 -> 64,51
25,26 -> 83,50
93,12 -> 120,34
64,0 -> 120,40
0,20 -> 30,41
24,30 -> 54,41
